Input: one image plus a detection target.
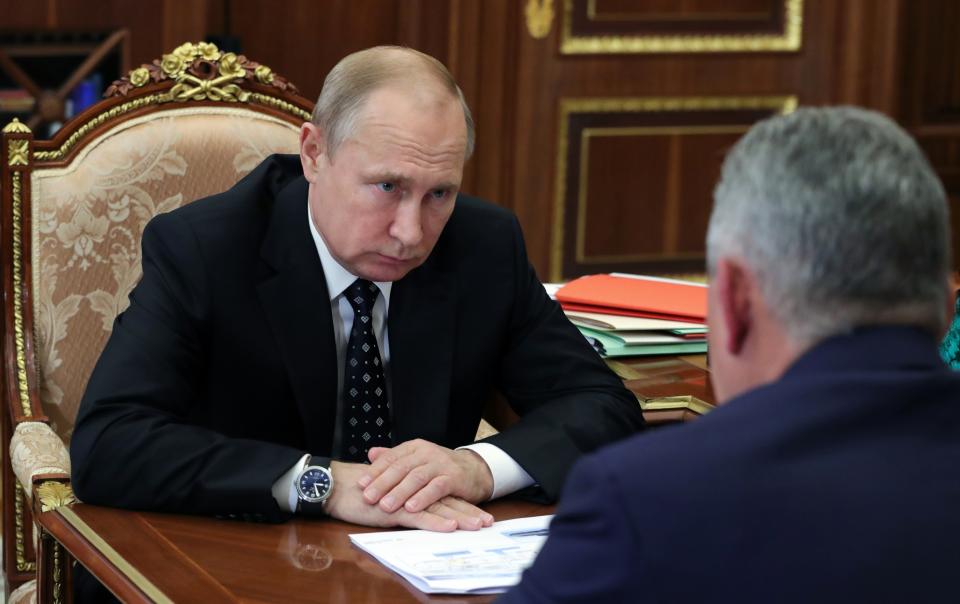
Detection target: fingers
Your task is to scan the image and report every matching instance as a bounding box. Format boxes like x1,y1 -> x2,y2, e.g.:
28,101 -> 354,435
365,446 -> 389,464
356,440 -> 492,516
401,508 -> 458,532
434,496 -> 495,527
402,475 -> 454,513
379,470 -> 456,513
326,462 -> 489,533
357,445 -> 402,489
360,440 -> 442,509
417,497 -> 490,531
362,461 -> 423,508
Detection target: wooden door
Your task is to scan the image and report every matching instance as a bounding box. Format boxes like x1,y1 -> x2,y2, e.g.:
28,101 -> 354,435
451,0 -> 906,281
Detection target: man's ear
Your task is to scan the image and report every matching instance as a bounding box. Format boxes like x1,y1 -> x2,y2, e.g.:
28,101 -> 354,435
714,258 -> 754,356
299,122 -> 326,183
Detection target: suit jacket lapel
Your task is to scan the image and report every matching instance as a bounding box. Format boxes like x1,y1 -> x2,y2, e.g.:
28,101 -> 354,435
256,178 -> 339,454
388,256 -> 456,445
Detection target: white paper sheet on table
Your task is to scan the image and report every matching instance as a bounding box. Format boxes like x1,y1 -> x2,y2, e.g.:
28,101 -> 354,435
349,514 -> 553,594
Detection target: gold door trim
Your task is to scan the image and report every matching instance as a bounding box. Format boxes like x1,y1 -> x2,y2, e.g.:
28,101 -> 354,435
562,0 -> 803,54
526,0 -> 556,39
551,96 -> 797,281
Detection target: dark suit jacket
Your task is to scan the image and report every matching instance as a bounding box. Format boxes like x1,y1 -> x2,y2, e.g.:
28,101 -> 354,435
501,327 -> 960,603
69,154 -> 643,522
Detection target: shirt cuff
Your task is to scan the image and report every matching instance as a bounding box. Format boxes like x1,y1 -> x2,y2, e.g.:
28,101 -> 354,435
459,442 -> 535,500
272,454 -> 311,512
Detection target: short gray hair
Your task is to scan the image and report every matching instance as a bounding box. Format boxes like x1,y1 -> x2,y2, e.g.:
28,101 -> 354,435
708,106 -> 951,344
311,46 -> 475,159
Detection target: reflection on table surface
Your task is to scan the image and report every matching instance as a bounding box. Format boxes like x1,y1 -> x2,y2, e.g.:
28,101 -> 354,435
48,498 -> 553,603
45,356 -> 710,602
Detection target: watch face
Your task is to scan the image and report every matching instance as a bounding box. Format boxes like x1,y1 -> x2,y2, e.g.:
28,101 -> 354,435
297,467 -> 332,503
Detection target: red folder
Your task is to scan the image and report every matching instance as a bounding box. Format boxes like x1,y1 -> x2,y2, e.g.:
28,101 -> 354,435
557,275 -> 707,322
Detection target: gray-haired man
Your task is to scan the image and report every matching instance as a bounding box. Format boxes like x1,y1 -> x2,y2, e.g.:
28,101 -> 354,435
502,106 -> 960,603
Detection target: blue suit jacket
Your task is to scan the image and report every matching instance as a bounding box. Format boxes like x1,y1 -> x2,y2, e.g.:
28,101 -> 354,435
501,327 -> 960,603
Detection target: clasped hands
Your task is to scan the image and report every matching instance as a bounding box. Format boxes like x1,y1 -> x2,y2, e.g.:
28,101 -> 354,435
325,439 -> 495,532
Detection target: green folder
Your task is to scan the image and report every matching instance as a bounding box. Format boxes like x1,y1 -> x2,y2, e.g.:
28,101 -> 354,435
578,326 -> 708,357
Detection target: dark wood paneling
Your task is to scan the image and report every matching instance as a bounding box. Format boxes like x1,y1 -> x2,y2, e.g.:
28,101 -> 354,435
223,0 -> 452,104
584,134 -> 671,256
593,0 -> 774,16
1,0 -> 955,273
560,103 -> 780,277
673,133 -> 734,252
447,1 -> 519,209
900,0 -> 960,267
900,0 -> 960,126
572,0 -> 783,35
228,0 -> 401,103
7,0 -> 164,67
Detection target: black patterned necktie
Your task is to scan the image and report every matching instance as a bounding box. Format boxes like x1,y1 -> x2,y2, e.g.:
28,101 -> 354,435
341,279 -> 392,462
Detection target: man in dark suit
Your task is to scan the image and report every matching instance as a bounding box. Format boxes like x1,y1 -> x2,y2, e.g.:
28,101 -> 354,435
501,107 -> 960,603
69,46 -> 643,532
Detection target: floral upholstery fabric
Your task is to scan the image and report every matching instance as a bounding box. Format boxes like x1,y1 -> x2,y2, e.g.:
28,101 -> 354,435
9,422 -> 70,500
30,107 -> 300,441
8,578 -> 36,604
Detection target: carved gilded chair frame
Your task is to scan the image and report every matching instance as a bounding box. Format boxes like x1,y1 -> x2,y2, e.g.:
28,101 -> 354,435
1,41 -> 312,603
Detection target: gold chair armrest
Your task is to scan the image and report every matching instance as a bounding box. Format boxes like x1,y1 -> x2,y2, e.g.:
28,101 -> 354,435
9,422 -> 71,502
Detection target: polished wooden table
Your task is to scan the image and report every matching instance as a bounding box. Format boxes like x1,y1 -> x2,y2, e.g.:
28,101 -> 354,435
39,355 -> 712,603
42,499 -> 553,603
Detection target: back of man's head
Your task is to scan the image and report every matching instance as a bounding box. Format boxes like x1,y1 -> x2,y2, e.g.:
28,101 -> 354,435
708,106 -> 951,346
311,46 -> 475,160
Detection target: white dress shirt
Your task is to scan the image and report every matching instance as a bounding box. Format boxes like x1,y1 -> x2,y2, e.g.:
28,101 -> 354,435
271,205 -> 534,512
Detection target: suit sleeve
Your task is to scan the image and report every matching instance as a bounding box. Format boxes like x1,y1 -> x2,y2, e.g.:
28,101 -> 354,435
481,215 -> 645,500
497,454 -> 642,603
69,212 -> 303,522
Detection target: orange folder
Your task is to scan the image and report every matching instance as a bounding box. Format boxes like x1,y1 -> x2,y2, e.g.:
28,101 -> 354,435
557,274 -> 707,322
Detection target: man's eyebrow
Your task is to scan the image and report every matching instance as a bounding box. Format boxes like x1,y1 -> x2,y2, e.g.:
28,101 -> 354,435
364,171 -> 460,191
433,181 -> 461,191
365,171 -> 410,184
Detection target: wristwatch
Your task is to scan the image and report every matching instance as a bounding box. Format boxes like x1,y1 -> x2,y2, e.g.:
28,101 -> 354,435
295,456 -> 334,516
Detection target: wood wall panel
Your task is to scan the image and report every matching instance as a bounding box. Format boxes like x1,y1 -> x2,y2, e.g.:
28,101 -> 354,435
593,0 -> 774,16
507,0 -> 864,279
672,132 -> 738,251
2,0 -> 164,67
1,0 -> 957,276
557,99 -> 787,277
582,134 -> 671,257
562,0 -> 800,55
445,1 -> 519,208
228,0 -> 401,103
573,0 -> 783,35
900,0 -> 960,266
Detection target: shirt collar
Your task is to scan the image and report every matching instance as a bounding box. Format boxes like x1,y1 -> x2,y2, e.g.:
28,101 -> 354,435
307,204 -> 393,306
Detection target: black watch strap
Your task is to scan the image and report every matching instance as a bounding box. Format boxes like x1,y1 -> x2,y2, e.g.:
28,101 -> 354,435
297,456 -> 333,517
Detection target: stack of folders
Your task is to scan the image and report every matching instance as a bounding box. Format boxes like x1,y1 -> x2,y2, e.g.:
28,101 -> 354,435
555,273 -> 708,357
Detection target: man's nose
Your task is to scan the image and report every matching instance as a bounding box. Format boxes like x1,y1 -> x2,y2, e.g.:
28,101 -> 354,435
389,199 -> 423,248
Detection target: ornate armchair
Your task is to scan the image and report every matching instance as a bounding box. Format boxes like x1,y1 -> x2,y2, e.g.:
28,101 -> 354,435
1,41 -> 312,603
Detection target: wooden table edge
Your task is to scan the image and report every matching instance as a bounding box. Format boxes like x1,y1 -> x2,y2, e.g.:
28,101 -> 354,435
41,506 -> 173,604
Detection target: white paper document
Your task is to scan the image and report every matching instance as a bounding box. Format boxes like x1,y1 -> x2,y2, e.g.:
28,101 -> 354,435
542,282 -> 563,300
349,514 -> 553,594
